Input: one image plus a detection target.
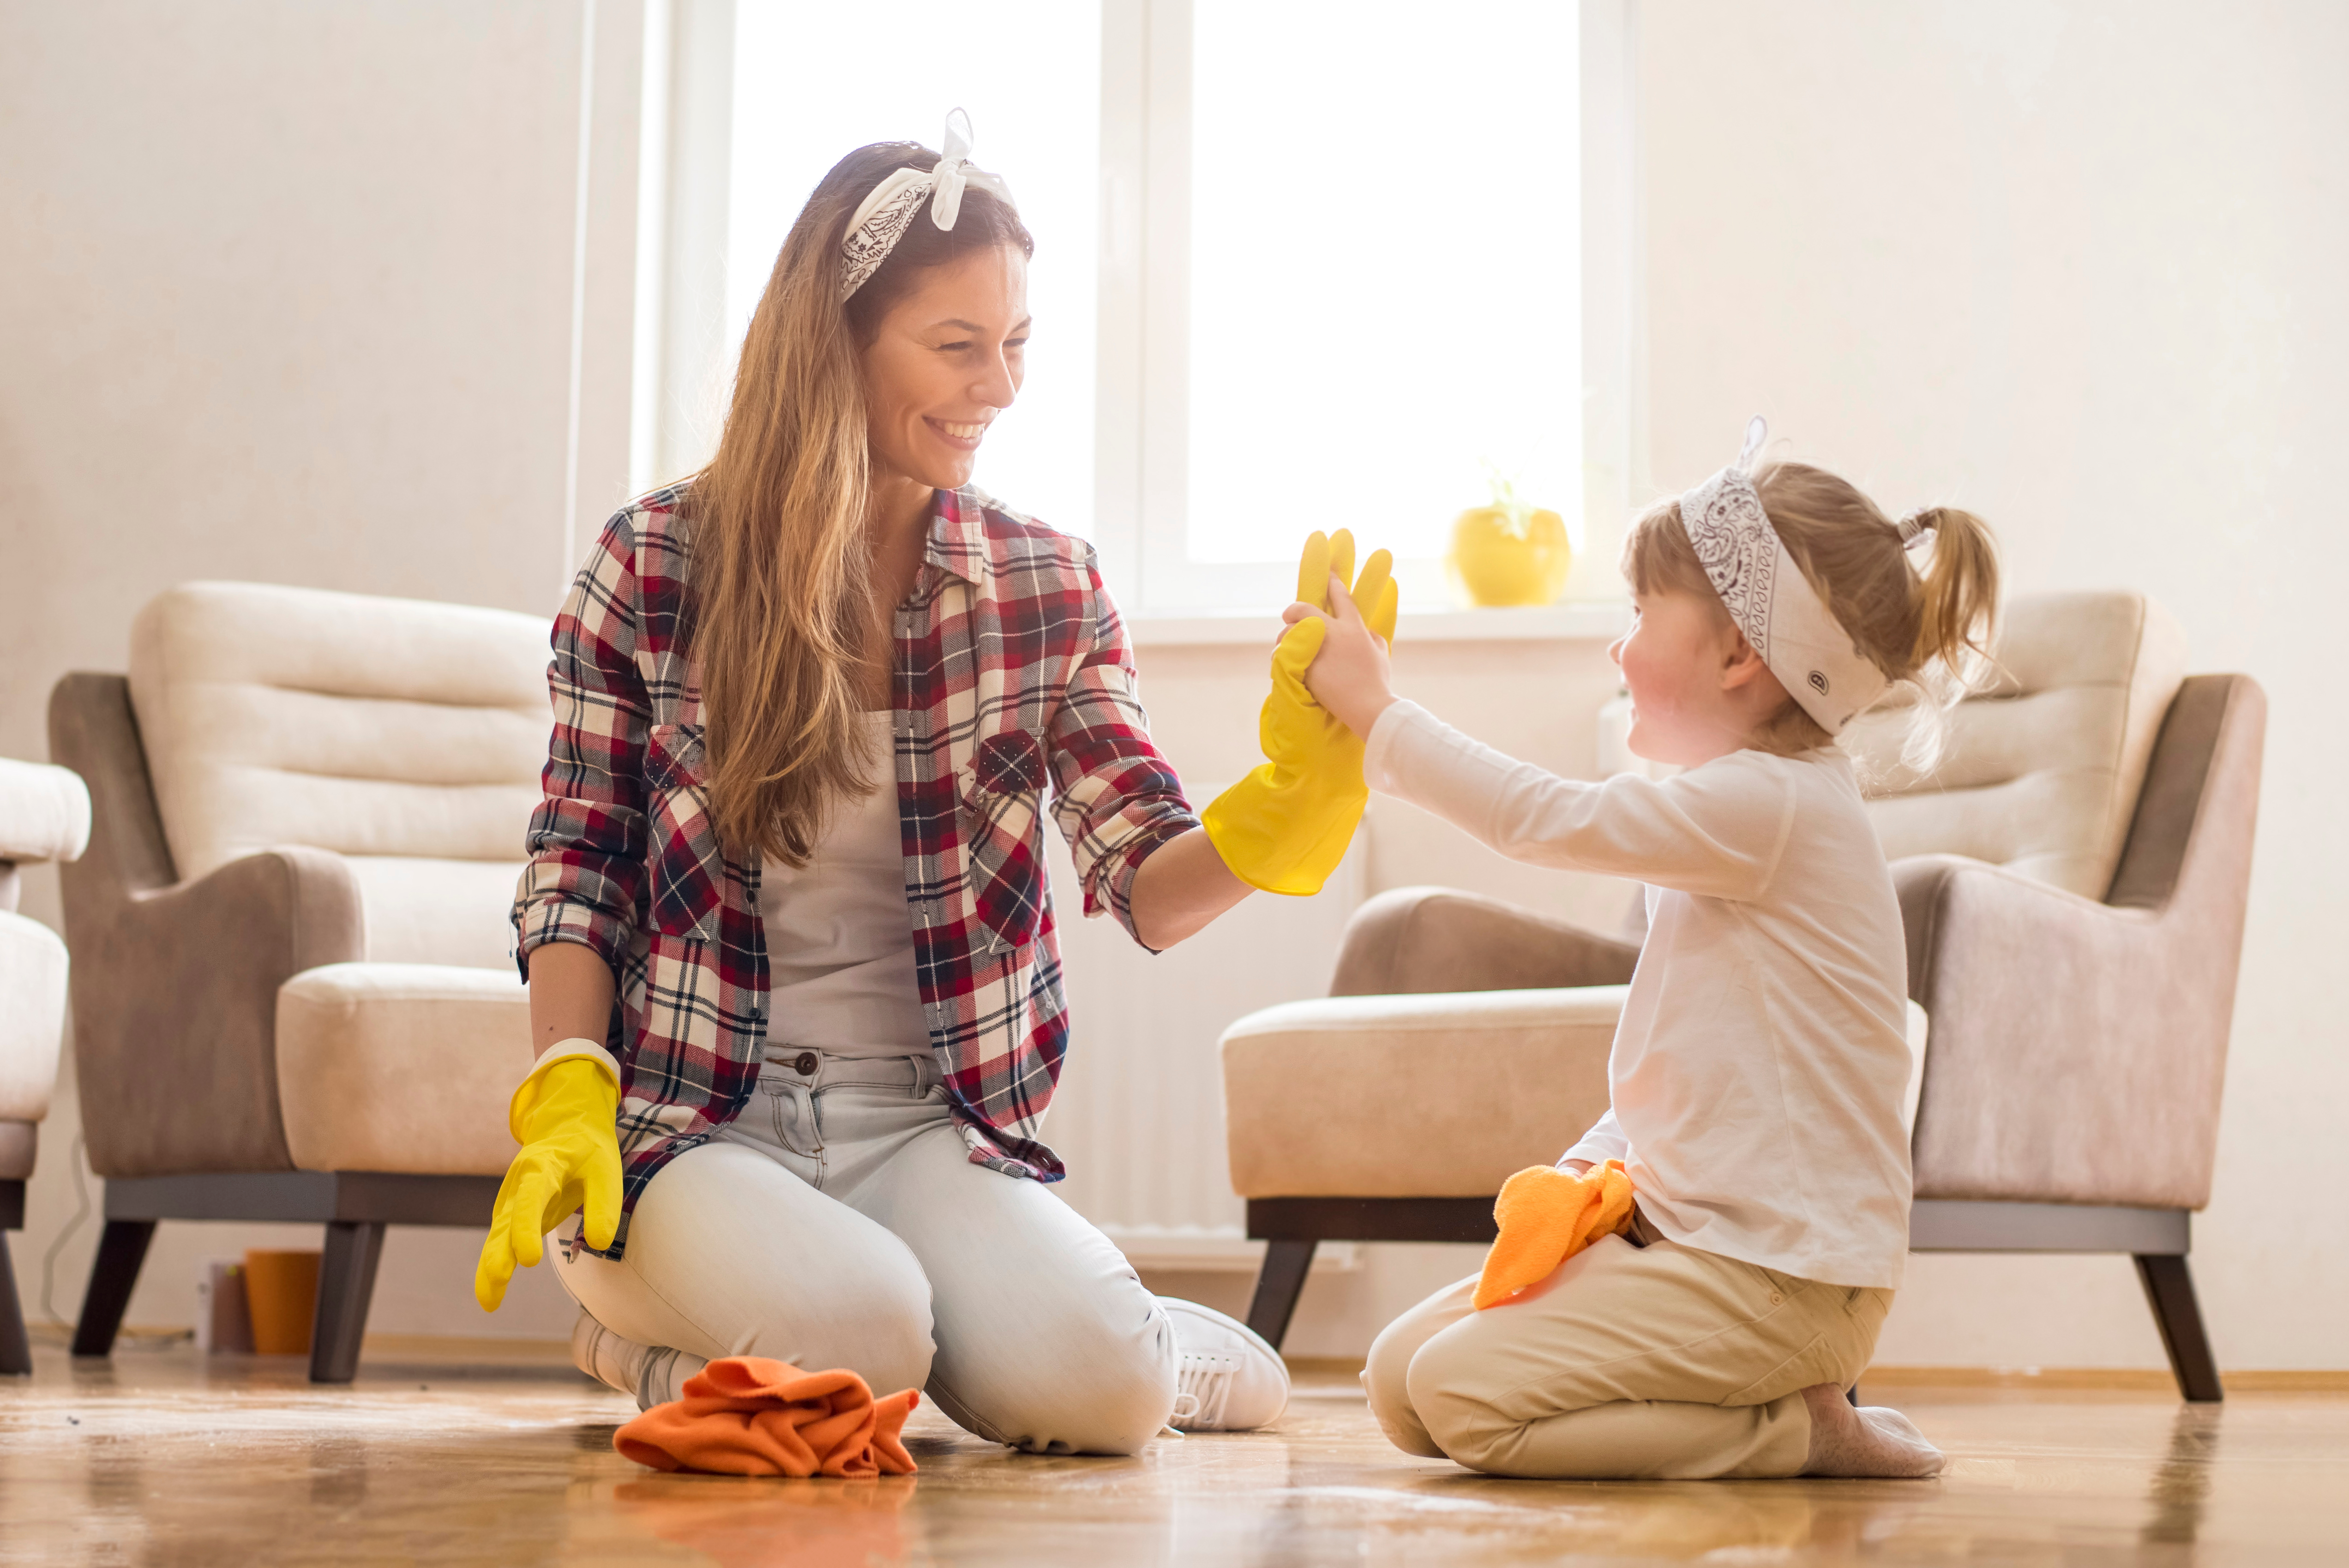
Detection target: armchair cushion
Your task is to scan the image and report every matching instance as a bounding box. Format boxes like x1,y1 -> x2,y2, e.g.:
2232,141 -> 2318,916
0,757 -> 91,865
1221,988 -> 1625,1198
0,910 -> 68,1124
128,582 -> 546,969
1222,985 -> 1929,1203
276,963 -> 533,1176
348,857 -> 529,971
1845,591 -> 2186,901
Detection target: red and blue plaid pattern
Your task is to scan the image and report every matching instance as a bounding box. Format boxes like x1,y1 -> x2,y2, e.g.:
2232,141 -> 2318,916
513,484 -> 1195,1256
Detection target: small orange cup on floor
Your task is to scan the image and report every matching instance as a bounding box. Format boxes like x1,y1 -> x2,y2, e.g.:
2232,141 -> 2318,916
242,1250 -> 320,1355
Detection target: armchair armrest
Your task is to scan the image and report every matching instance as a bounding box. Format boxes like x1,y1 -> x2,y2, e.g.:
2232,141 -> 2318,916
82,847 -> 363,1178
50,673 -> 364,1178
0,758 -> 91,867
1330,886 -> 1640,997
1899,857 -> 2179,1205
1899,678 -> 2262,1210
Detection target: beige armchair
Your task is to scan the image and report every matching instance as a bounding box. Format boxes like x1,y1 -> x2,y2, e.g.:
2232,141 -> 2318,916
1221,593 -> 2259,1402
0,757 -> 91,1375
50,582 -> 546,1380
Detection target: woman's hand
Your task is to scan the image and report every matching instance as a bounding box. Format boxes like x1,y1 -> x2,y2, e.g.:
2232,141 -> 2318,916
1282,573 -> 1398,738
475,1052 -> 623,1311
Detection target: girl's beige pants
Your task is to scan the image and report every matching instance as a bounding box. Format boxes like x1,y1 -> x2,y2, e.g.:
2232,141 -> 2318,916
1365,1217 -> 1892,1479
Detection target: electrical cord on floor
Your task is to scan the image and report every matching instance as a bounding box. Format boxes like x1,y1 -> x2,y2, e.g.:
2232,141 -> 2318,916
32,1132 -> 191,1348
38,1129 -> 90,1333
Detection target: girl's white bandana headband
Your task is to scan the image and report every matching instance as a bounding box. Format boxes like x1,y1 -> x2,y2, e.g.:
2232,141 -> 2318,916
1676,417 -> 1889,735
838,108 -> 1015,301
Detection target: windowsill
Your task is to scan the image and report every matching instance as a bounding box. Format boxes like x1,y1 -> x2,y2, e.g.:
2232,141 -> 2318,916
1129,601 -> 1630,648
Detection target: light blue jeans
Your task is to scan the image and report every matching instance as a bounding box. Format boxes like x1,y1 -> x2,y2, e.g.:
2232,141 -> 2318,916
554,1046 -> 1177,1454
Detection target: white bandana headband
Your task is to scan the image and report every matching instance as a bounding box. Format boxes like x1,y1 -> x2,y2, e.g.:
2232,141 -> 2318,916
838,108 -> 1015,301
1676,417 -> 1890,735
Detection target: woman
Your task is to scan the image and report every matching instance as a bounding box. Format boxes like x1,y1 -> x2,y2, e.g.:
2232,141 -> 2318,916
471,123 -> 1358,1456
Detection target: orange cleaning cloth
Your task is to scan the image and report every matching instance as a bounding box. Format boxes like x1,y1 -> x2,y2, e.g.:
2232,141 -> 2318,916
1472,1159 -> 1636,1310
613,1356 -> 921,1478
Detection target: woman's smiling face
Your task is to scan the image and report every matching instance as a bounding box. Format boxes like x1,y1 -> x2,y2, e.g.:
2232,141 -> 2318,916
860,243 -> 1030,493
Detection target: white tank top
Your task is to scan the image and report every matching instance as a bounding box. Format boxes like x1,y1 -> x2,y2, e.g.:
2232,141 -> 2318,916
757,712 -> 930,1059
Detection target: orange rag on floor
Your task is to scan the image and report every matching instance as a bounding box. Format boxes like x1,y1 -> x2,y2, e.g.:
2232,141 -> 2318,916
1472,1159 -> 1636,1310
613,1357 -> 921,1477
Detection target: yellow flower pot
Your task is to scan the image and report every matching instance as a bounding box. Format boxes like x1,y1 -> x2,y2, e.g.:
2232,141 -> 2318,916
1448,504 -> 1573,607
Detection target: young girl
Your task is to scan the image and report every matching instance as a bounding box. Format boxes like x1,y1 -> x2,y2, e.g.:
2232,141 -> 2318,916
1288,421 -> 1997,1480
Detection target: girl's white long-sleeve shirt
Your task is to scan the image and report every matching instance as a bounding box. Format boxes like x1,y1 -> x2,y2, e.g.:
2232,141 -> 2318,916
1364,700 -> 1915,1288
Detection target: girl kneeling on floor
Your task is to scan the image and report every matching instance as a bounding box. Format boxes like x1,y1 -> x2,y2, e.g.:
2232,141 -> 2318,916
1288,420 -> 1997,1481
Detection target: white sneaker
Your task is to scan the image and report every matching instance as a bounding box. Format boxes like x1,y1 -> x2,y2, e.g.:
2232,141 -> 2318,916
1159,1298 -> 1289,1432
570,1313 -> 706,1411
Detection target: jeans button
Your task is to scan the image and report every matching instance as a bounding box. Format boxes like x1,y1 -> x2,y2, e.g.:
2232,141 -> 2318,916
794,1051 -> 819,1076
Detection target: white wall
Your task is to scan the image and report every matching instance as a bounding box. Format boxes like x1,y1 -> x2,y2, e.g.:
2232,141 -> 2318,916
0,0 -> 643,1340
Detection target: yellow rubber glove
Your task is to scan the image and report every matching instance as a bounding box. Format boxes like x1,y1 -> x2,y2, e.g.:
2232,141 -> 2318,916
1472,1159 -> 1635,1310
1200,530 -> 1400,896
474,1051 -> 623,1312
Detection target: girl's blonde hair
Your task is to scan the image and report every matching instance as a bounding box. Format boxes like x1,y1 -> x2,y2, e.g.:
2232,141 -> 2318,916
1622,461 -> 2001,768
690,142 -> 1030,864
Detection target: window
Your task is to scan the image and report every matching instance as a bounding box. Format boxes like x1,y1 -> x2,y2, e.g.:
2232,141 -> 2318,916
673,0 -> 1609,618
1175,1 -> 1580,607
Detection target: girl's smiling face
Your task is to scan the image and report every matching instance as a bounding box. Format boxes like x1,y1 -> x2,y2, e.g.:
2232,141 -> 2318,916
859,243 -> 1030,493
1608,587 -> 1787,767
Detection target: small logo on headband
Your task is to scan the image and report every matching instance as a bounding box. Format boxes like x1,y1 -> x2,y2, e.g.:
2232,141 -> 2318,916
1808,671 -> 1830,696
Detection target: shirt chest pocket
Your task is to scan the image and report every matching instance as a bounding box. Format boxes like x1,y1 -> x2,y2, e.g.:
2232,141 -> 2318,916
644,722 -> 723,941
961,727 -> 1050,956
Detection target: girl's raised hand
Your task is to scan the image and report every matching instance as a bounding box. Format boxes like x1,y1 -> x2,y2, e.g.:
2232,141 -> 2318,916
1281,570 -> 1397,738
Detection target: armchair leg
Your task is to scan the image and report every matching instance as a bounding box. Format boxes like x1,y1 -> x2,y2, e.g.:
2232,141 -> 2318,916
71,1220 -> 156,1357
2136,1254 -> 2223,1402
310,1220 -> 387,1384
0,1231 -> 30,1376
1244,1240 -> 1317,1351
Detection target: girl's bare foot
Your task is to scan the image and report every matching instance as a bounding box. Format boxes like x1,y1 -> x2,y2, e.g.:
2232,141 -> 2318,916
1799,1383 -> 1945,1478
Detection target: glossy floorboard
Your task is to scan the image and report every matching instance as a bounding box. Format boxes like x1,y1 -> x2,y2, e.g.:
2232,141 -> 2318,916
4,1341 -> 2346,1565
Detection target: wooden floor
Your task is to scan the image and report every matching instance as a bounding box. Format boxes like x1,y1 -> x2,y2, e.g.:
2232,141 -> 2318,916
5,1339 -> 2348,1565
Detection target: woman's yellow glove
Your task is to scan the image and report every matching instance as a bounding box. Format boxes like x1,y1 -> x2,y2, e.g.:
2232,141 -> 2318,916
474,1051 -> 623,1311
1472,1159 -> 1635,1309
1201,530 -> 1400,896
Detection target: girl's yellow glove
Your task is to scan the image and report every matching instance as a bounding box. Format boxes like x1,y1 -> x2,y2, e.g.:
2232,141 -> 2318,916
1201,530 -> 1399,896
474,1051 -> 623,1311
1473,1159 -> 1635,1309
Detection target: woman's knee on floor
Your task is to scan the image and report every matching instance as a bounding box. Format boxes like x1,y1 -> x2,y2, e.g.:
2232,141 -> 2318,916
616,1146 -> 941,1392
749,1239 -> 938,1394
933,1292 -> 1176,1455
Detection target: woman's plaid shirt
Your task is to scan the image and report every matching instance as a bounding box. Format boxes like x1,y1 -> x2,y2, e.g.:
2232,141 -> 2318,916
512,484 -> 1196,1256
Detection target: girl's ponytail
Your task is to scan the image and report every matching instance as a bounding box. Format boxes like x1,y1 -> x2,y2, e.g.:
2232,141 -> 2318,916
1886,505 -> 2001,775
1904,506 -> 2001,686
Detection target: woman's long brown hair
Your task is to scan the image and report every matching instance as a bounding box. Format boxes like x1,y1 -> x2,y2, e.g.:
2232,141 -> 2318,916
690,141 -> 1031,865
